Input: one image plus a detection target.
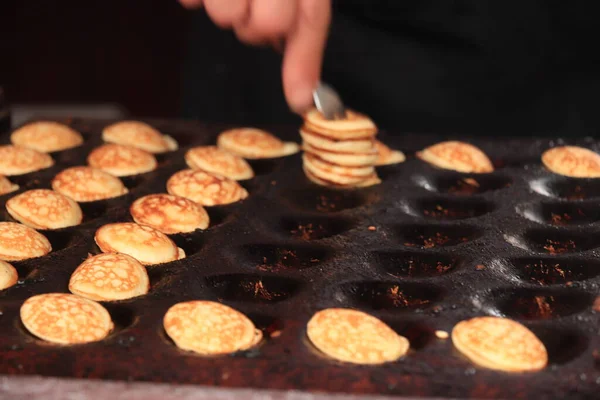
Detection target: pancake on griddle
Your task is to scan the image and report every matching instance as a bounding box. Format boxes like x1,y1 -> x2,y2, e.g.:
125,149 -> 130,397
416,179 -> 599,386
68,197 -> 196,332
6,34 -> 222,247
417,141 -> 494,173
163,300 -> 262,355
6,189 -> 83,230
303,153 -> 375,185
307,308 -> 409,364
452,316 -> 547,372
95,222 -> 184,265
374,140 -> 406,166
300,128 -> 375,153
166,169 -> 248,206
0,222 -> 52,261
304,166 -> 381,189
303,109 -> 378,140
11,121 -> 83,153
0,145 -> 54,176
20,293 -> 114,344
52,166 -> 128,202
0,175 -> 18,196
102,121 -> 178,154
541,146 -> 600,178
185,145 -> 254,180
130,193 -> 210,234
87,143 -> 157,177
302,142 -> 379,167
217,128 -> 299,159
0,260 -> 18,291
69,253 -> 149,301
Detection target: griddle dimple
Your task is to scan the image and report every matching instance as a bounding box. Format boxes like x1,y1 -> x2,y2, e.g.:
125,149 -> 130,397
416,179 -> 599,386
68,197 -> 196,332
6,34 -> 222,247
1,118 -> 600,399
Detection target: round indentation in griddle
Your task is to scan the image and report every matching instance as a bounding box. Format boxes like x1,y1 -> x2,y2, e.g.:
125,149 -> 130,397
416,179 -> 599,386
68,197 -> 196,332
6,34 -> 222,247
530,176 -> 600,201
371,250 -> 461,278
42,228 -> 85,253
516,201 -> 600,226
241,243 -> 333,272
246,158 -> 283,177
102,303 -> 138,332
507,256 -> 600,286
505,228 -> 600,254
487,287 -> 592,320
394,223 -> 483,248
280,186 -> 377,213
169,231 -> 205,258
205,273 -> 302,303
529,326 -> 590,365
414,173 -> 512,196
333,281 -> 443,311
275,214 -> 356,241
403,197 -> 496,221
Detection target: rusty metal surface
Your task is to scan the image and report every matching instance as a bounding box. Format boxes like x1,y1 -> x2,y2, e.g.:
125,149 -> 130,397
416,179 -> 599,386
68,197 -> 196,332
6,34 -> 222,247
0,118 -> 599,399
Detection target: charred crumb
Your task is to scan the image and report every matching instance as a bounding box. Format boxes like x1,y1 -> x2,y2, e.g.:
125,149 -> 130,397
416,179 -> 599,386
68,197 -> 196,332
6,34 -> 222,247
475,264 -> 485,271
593,297 -> 600,312
368,226 -> 377,231
543,239 -> 576,254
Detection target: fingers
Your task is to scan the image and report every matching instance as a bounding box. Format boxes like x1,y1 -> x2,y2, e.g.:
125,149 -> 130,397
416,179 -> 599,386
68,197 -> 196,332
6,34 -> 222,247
203,0 -> 249,29
234,0 -> 297,45
282,0 -> 331,113
178,0 -> 203,9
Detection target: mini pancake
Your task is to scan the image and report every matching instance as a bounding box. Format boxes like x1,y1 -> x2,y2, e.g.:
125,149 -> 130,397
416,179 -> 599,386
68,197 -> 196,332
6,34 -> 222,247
541,146 -> 600,178
95,222 -> 184,265
303,109 -> 378,140
307,308 -> 409,364
452,316 -> 548,372
6,189 -> 83,230
417,141 -> 494,173
20,293 -> 114,344
69,253 -> 149,301
0,145 -> 54,176
0,222 -> 52,261
0,260 -> 18,290
303,154 -> 374,185
303,153 -> 375,178
217,128 -> 299,159
185,146 -> 254,181
166,169 -> 249,206
130,193 -> 210,234
304,167 -> 381,189
303,143 -> 379,167
375,140 -> 406,166
52,166 -> 128,202
87,144 -> 157,177
300,128 -> 375,153
102,121 -> 178,154
11,121 -> 83,153
163,300 -> 262,355
0,175 -> 18,196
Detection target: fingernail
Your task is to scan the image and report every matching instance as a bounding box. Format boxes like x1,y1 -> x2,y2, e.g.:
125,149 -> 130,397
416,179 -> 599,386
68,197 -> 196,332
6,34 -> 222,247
288,86 -> 314,115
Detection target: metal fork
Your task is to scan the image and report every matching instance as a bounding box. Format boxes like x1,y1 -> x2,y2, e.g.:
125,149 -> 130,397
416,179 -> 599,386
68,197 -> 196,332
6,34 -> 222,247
313,82 -> 346,120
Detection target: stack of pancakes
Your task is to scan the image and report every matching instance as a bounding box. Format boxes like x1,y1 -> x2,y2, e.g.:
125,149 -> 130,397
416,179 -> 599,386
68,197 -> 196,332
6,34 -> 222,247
300,109 -> 381,188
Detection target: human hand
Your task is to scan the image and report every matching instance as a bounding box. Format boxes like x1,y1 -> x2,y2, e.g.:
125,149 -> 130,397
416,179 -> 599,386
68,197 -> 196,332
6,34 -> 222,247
179,0 -> 331,114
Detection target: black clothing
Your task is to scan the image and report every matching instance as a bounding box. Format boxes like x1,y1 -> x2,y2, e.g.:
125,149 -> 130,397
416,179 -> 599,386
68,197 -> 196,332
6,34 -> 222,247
181,1 -> 600,136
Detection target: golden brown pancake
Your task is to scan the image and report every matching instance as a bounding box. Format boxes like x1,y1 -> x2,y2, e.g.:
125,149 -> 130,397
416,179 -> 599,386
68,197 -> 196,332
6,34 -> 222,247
300,128 -> 375,153
303,143 -> 379,167
541,146 -> 600,178
217,128 -> 299,159
0,260 -> 18,291
95,222 -> 184,265
0,222 -> 52,261
163,300 -> 262,355
87,144 -> 157,177
166,169 -> 249,206
69,253 -> 150,301
20,293 -> 114,344
374,140 -> 406,166
303,166 -> 381,189
185,146 -> 254,180
11,121 -> 83,153
452,316 -> 548,372
0,145 -> 54,176
304,153 -> 375,178
0,175 -> 19,196
6,189 -> 83,230
130,193 -> 210,234
303,109 -> 378,140
102,121 -> 178,154
417,141 -> 494,173
303,154 -> 375,185
307,308 -> 409,364
52,166 -> 128,202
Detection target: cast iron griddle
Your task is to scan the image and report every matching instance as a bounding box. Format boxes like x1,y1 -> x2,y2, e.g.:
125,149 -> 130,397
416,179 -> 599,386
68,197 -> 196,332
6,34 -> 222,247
0,118 -> 599,399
